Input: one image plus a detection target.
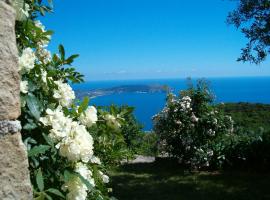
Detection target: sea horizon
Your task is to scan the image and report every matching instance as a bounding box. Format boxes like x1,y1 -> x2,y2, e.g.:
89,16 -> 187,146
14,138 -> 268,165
80,75 -> 270,83
73,76 -> 270,130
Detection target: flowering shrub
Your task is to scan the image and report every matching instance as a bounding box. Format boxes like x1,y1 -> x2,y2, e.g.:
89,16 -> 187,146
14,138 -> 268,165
153,80 -> 234,169
15,0 -> 114,199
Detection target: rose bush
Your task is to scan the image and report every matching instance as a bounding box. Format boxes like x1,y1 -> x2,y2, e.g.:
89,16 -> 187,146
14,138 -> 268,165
153,79 -> 234,169
14,0 -> 116,199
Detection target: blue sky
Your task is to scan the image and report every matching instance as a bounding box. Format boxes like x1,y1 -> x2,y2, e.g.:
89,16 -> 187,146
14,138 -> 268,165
42,0 -> 270,81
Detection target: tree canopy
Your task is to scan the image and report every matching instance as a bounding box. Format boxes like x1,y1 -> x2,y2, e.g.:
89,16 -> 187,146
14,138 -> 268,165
227,0 -> 270,64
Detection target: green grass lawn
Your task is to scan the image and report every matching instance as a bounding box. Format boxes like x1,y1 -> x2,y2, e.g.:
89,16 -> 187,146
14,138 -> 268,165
109,160 -> 270,200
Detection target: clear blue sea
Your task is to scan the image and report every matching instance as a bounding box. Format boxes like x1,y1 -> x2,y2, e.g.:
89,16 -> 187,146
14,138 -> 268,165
72,77 -> 270,130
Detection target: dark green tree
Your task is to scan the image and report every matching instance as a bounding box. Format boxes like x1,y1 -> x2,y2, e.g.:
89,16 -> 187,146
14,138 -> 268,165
227,0 -> 270,64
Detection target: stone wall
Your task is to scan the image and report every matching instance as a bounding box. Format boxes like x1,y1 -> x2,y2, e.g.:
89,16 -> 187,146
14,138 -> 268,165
0,1 -> 32,199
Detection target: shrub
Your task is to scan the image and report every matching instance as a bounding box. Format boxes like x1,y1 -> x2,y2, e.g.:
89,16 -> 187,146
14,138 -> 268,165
136,132 -> 159,156
153,79 -> 234,169
91,105 -> 135,166
90,105 -> 147,166
220,128 -> 270,170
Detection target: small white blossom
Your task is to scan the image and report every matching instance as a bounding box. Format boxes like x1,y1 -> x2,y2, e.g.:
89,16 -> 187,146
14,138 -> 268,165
90,156 -> 101,165
207,150 -> 214,157
191,113 -> 199,122
207,129 -> 215,136
20,80 -> 28,94
175,120 -> 182,125
18,48 -> 36,73
98,171 -> 109,183
41,69 -> 47,84
34,20 -> 45,31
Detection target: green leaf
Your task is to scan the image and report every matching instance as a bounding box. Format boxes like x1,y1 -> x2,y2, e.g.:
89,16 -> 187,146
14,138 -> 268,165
28,145 -> 50,157
43,30 -> 54,36
58,44 -> 65,60
75,172 -> 94,190
27,80 -> 37,92
110,105 -> 117,115
39,7 -> 45,16
78,97 -> 89,114
34,192 -> 45,200
65,54 -> 79,64
26,93 -> 41,120
23,122 -> 37,130
36,168 -> 44,192
44,193 -> 52,200
46,188 -> 65,198
63,170 -> 73,182
42,133 -> 54,146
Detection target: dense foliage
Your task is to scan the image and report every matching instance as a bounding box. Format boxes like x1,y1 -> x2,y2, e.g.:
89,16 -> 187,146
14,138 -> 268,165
14,0 -> 123,199
217,102 -> 270,132
153,80 -> 234,168
92,105 -> 144,166
227,0 -> 270,64
135,132 -> 158,156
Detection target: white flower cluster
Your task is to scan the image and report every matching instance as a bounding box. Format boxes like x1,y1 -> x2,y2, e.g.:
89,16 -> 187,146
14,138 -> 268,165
79,106 -> 98,128
19,48 -> 36,74
194,147 -> 215,168
58,123 -> 94,162
53,80 -> 75,107
40,107 -> 94,162
40,106 -> 109,200
62,162 -> 95,200
104,114 -> 121,129
179,96 -> 192,112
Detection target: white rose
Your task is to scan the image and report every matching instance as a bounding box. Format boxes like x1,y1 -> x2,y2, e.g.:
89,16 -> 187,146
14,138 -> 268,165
59,123 -> 94,162
53,80 -> 75,107
18,48 -> 36,73
79,106 -> 98,128
98,171 -> 109,183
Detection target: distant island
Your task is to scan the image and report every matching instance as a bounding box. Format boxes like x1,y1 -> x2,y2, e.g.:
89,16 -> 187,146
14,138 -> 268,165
75,84 -> 168,99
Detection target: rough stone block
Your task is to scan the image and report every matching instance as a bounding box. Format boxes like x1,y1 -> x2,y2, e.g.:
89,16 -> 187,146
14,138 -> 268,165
0,133 -> 32,200
0,1 -> 20,120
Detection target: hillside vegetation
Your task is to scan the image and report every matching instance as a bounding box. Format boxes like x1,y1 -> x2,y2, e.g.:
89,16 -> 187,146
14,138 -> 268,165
218,103 -> 270,131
